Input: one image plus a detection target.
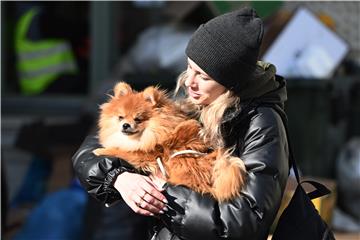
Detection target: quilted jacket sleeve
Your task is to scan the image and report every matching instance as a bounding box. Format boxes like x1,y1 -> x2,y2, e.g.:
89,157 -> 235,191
158,107 -> 289,240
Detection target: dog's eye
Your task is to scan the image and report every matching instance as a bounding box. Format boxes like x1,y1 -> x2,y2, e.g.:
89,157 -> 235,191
118,116 -> 124,121
134,117 -> 142,124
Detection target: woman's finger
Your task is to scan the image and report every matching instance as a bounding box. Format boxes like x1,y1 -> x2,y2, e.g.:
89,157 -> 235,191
140,178 -> 168,204
123,194 -> 155,216
134,193 -> 166,214
136,183 -> 167,213
142,191 -> 168,213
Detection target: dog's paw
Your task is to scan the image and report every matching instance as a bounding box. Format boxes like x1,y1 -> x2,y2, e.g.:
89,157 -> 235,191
93,148 -> 107,156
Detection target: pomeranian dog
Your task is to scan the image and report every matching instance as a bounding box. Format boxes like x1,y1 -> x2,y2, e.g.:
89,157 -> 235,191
93,82 -> 246,202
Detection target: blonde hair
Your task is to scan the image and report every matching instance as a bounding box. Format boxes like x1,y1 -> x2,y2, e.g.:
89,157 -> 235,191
174,71 -> 240,148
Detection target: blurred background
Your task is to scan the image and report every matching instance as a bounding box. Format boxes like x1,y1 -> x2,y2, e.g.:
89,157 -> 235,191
1,1 -> 360,239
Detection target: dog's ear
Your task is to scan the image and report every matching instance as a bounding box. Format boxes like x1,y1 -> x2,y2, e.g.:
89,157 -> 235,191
143,86 -> 167,106
113,82 -> 132,98
99,102 -> 109,111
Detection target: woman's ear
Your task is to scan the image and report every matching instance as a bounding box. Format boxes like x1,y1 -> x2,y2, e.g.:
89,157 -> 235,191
113,82 -> 132,98
143,86 -> 167,106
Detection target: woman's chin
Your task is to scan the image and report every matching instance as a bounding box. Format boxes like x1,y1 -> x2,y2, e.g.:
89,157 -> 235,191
190,95 -> 208,105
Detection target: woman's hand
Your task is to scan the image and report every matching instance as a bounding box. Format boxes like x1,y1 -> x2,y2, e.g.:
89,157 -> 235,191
114,172 -> 168,216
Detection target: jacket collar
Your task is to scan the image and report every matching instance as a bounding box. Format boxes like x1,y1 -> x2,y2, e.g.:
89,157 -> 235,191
222,74 -> 287,125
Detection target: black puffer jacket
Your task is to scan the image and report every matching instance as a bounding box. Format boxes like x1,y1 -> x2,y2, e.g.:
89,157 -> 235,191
72,76 -> 289,240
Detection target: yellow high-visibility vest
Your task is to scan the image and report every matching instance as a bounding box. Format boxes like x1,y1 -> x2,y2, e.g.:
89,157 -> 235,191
15,7 -> 77,95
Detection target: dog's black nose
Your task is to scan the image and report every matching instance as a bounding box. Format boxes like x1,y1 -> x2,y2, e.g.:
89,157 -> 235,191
122,123 -> 131,130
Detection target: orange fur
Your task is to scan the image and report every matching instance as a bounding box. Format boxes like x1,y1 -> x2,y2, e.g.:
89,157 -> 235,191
94,82 -> 246,202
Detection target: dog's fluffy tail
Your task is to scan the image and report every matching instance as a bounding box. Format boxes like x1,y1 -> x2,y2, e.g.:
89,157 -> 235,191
211,149 -> 246,202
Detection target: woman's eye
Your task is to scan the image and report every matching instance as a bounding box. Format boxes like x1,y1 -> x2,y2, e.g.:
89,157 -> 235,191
200,75 -> 210,81
134,117 -> 142,123
118,116 -> 124,121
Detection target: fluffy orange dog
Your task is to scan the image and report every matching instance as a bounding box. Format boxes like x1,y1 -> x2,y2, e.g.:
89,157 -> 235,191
93,82 -> 246,202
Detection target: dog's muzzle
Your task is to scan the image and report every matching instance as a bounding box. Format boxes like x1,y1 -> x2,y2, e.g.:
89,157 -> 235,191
122,123 -> 138,135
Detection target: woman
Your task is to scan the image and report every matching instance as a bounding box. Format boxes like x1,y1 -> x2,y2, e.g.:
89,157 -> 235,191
73,7 -> 289,239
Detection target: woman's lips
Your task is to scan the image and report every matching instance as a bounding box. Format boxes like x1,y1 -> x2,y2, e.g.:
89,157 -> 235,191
188,88 -> 201,99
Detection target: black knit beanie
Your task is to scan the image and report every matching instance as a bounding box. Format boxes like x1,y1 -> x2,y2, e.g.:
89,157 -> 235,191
185,7 -> 264,95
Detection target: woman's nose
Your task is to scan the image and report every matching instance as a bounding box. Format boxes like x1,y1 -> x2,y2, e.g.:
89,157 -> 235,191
185,70 -> 197,87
